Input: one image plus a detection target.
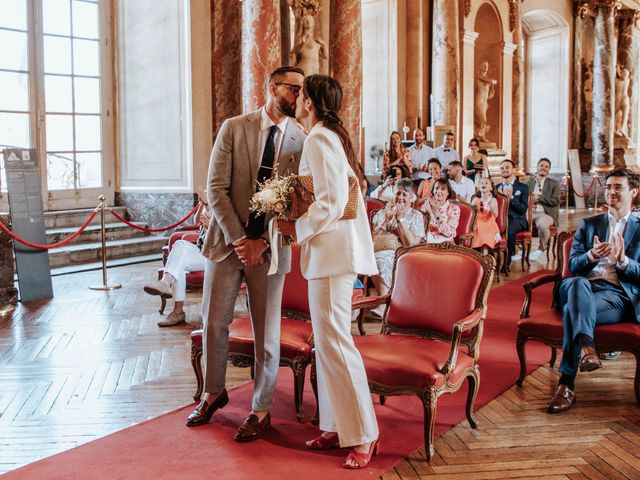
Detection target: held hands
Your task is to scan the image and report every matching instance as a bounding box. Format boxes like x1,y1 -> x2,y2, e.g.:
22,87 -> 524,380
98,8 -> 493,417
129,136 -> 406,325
233,238 -> 268,267
276,218 -> 297,242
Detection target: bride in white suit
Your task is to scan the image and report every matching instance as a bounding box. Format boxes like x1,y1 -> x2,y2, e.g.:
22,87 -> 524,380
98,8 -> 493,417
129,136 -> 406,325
277,75 -> 379,469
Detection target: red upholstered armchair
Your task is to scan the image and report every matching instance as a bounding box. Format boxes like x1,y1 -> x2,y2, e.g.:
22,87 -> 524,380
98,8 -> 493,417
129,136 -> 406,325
491,191 -> 509,282
516,231 -> 640,404
451,200 -> 477,247
514,192 -> 534,270
190,243 -> 314,422
366,197 -> 385,220
352,243 -> 495,460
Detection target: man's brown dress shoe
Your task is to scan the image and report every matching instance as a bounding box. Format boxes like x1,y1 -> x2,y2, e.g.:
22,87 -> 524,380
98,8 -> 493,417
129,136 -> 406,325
186,389 -> 229,426
234,412 -> 271,442
579,346 -> 603,372
547,384 -> 576,414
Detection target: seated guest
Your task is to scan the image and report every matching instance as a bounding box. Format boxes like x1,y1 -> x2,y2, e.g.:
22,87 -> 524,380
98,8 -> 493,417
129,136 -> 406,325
370,167 -> 402,203
417,158 -> 442,202
382,131 -> 412,178
371,179 -> 425,297
409,127 -> 433,187
497,159 -> 529,271
447,160 -> 476,202
471,177 -> 501,254
421,179 -> 460,244
144,202 -> 210,327
433,131 -> 459,170
547,168 -> 640,414
464,137 -> 488,185
527,157 -> 560,261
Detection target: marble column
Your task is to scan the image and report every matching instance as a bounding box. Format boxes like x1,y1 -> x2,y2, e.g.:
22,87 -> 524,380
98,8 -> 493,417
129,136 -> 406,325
616,9 -> 640,152
571,2 -> 589,149
241,0 -> 281,113
212,0 -> 242,135
329,0 -> 362,160
590,0 -> 620,172
461,30 -> 479,149
502,42 -> 517,160
0,215 -> 18,315
511,0 -> 524,168
431,0 -> 459,128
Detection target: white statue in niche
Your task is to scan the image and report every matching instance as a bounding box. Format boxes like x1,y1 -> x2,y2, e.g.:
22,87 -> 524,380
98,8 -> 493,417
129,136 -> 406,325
289,0 -> 326,75
615,65 -> 631,139
474,61 -> 498,143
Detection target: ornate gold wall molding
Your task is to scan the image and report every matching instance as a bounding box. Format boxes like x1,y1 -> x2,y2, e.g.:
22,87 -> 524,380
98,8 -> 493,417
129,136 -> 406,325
616,8 -> 640,26
574,1 -> 591,19
588,0 -> 622,12
509,0 -> 517,32
464,0 -> 471,18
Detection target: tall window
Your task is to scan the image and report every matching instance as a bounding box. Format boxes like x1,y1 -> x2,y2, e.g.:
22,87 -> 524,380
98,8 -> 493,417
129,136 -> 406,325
0,0 -> 104,194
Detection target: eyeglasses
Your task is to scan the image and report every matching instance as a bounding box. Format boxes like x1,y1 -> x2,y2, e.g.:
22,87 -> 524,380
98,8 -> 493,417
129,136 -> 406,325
605,185 -> 628,193
275,82 -> 302,94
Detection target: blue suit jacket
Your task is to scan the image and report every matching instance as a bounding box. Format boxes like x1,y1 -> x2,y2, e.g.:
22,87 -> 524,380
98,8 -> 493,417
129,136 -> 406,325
502,180 -> 529,229
569,213 -> 640,321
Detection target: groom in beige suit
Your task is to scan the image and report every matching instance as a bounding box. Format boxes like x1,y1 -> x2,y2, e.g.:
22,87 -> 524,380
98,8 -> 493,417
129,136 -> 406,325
186,66 -> 305,442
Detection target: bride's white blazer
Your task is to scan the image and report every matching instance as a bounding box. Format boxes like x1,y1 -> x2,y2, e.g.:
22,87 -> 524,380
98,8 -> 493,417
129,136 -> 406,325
295,123 -> 378,280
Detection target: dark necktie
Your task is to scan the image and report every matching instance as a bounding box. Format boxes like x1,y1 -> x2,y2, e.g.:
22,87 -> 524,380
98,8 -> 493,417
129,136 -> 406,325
246,125 -> 278,239
443,149 -> 450,152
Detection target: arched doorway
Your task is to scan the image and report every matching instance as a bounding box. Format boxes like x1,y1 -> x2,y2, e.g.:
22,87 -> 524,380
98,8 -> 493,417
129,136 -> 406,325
523,10 -> 570,173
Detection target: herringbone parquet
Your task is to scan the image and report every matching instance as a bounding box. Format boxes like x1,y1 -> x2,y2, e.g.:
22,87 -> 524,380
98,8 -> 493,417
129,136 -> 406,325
1,255 -> 639,479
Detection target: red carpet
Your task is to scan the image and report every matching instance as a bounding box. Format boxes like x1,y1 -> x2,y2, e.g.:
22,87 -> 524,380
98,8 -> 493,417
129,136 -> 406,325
2,274 -> 554,479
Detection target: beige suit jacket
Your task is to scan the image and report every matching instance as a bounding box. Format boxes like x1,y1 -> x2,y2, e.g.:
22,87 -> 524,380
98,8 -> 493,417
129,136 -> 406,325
201,109 -> 305,270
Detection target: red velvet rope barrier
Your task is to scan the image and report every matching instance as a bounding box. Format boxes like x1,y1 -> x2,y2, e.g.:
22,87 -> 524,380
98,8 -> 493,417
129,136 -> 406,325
0,210 -> 98,250
567,176 -> 598,198
108,204 -> 199,233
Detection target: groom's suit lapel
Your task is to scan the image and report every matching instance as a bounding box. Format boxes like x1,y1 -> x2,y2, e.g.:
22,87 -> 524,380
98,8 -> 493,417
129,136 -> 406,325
243,111 -> 262,187
596,214 -> 609,244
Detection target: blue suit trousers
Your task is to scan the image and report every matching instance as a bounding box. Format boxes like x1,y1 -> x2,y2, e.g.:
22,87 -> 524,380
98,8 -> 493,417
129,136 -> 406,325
558,277 -> 633,377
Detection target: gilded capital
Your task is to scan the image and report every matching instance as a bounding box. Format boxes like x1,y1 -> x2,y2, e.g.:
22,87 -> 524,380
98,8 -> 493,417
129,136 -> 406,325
574,1 -> 590,18
464,0 -> 471,18
589,0 -> 622,12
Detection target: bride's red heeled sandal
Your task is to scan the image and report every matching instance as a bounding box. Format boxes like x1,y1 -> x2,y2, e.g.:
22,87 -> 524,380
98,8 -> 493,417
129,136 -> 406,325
306,432 -> 340,450
343,439 -> 380,469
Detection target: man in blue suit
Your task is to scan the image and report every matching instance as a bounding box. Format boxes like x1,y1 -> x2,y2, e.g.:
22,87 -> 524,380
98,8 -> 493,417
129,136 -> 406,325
497,159 -> 529,272
548,168 -> 640,413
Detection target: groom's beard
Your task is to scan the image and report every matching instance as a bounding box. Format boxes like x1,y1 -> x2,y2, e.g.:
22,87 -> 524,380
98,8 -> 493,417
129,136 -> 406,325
277,97 -> 297,118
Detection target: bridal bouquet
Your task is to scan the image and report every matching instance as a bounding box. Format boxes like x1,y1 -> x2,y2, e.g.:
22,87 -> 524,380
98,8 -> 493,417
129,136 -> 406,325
249,174 -> 296,217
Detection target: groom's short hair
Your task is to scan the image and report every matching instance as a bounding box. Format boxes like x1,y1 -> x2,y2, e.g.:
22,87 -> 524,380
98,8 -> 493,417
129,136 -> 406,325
269,66 -> 305,84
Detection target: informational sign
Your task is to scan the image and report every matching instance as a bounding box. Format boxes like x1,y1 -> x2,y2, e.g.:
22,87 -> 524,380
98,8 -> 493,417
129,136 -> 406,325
2,148 -> 53,302
567,150 -> 586,209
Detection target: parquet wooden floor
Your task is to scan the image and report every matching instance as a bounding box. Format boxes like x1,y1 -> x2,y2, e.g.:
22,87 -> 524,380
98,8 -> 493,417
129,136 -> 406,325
1,214 -> 638,479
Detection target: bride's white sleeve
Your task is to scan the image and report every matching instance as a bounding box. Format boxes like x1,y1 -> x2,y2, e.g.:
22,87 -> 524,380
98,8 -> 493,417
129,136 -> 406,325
295,132 -> 348,245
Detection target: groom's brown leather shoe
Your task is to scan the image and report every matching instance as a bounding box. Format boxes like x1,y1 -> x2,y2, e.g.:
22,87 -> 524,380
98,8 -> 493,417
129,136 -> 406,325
579,346 -> 603,372
234,412 -> 271,442
547,384 -> 576,414
186,389 -> 229,426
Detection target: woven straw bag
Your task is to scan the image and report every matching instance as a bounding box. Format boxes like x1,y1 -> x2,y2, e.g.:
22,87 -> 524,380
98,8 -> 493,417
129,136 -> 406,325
289,175 -> 359,220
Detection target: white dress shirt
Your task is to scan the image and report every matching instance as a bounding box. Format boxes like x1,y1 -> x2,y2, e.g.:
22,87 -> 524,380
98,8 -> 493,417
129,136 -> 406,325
409,143 -> 434,180
259,107 -> 288,166
587,212 -> 630,286
450,176 -> 476,202
433,145 -> 460,168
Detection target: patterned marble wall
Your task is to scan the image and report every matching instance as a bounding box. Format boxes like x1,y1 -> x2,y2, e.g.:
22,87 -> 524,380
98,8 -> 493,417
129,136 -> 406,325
114,192 -> 198,233
0,215 -> 18,313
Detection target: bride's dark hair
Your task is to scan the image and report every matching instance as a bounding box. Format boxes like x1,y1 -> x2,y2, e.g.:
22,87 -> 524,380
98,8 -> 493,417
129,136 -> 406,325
302,75 -> 364,182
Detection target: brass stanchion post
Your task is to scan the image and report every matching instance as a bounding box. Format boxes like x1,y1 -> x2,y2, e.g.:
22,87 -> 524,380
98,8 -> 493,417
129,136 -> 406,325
89,195 -> 122,291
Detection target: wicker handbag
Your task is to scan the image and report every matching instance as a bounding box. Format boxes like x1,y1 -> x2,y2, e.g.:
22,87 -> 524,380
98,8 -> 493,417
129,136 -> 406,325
289,175 -> 359,220
373,232 -> 400,252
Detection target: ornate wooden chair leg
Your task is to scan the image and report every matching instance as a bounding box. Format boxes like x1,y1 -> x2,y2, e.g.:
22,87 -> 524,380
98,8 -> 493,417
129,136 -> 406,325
420,389 -> 437,461
250,364 -> 255,380
465,370 -> 479,428
291,359 -> 307,423
379,395 -> 386,405
159,295 -> 168,315
634,351 -> 640,405
521,243 -> 526,271
494,250 -> 501,283
357,308 -> 367,336
191,344 -> 204,401
549,346 -> 557,368
525,240 -> 531,268
310,359 -> 319,426
516,332 -> 527,386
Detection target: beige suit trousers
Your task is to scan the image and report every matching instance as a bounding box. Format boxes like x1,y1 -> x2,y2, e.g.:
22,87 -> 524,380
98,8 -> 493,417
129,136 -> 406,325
309,273 -> 379,447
